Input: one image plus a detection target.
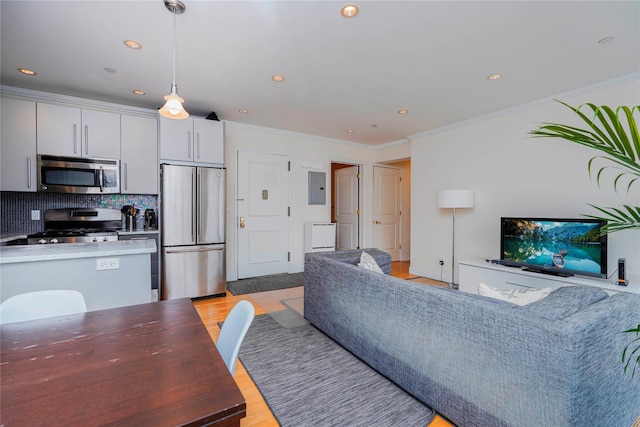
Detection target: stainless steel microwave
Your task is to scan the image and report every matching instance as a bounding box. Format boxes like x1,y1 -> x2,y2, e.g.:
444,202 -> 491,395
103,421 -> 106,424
37,155 -> 120,194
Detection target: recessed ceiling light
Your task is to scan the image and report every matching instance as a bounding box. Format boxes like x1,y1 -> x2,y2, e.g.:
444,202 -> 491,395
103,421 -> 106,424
347,129 -> 355,133
487,73 -> 502,80
18,68 -> 37,76
133,89 -> 145,95
597,36 -> 615,44
239,108 -> 248,113
124,39 -> 142,49
341,4 -> 359,18
272,75 -> 285,82
398,109 -> 408,115
104,67 -> 117,74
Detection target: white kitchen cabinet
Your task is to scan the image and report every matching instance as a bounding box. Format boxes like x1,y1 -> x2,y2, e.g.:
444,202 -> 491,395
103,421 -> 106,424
121,115 -> 158,194
194,118 -> 224,164
37,103 -> 120,159
1,97 -> 37,192
0,240 -> 155,311
159,116 -> 224,164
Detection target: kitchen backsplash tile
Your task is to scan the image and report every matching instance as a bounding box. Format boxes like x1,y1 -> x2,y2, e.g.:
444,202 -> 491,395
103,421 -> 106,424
1,192 -> 157,235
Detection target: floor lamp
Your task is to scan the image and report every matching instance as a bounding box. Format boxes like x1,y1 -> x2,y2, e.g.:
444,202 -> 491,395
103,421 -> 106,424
436,190 -> 474,289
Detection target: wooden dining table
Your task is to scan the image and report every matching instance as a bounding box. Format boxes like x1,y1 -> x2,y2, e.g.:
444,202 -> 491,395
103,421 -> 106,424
0,298 -> 246,426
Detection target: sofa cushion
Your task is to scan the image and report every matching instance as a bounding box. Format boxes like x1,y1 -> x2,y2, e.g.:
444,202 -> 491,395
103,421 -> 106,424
478,282 -> 552,306
521,285 -> 609,320
307,249 -> 392,275
357,251 -> 383,273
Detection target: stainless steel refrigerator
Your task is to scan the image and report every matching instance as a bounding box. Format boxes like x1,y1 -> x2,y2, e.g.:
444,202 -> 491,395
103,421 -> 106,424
161,164 -> 226,299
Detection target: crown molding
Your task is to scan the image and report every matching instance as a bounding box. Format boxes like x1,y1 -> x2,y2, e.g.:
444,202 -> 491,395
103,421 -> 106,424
224,120 -> 375,149
0,85 -> 157,117
373,138 -> 412,150
408,72 -> 640,140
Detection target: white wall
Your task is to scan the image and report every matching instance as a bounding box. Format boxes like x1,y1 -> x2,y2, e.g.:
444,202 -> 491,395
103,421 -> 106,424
224,124 -> 375,280
374,140 -> 411,163
410,77 -> 640,283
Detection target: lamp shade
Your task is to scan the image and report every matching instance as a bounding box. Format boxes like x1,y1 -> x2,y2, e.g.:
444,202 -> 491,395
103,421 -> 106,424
436,190 -> 474,209
159,86 -> 189,120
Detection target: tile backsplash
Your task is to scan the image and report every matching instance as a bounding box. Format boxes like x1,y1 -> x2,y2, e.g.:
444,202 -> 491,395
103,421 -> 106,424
1,192 -> 157,235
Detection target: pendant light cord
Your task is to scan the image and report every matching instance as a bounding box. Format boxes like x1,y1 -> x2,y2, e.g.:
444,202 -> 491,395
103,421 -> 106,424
172,9 -> 177,88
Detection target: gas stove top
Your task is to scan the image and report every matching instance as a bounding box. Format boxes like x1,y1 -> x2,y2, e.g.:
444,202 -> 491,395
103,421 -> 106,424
27,208 -> 122,245
27,229 -> 120,244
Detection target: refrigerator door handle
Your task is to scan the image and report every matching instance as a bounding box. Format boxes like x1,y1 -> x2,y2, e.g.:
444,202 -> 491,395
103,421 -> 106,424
197,169 -> 202,242
192,168 -> 197,243
165,247 -> 224,254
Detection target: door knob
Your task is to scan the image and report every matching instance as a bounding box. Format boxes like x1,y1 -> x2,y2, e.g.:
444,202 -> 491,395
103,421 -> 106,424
374,220 -> 382,224
240,217 -> 245,228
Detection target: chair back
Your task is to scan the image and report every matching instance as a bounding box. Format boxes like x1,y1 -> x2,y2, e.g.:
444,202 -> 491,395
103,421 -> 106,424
0,290 -> 87,324
217,300 -> 255,375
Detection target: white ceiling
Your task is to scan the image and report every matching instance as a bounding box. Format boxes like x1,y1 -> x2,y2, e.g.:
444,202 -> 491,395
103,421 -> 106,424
1,1 -> 639,146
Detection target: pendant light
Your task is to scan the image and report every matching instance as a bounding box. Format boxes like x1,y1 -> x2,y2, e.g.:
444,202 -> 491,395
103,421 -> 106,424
159,0 -> 189,120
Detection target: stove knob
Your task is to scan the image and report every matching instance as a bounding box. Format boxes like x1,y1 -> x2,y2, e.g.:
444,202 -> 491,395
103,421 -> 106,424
38,239 -> 47,244
92,237 -> 99,242
50,238 -> 59,244
102,236 -> 108,242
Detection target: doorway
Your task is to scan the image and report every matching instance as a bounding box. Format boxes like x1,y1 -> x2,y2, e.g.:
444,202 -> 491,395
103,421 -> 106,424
236,150 -> 290,279
372,165 -> 402,260
331,162 -> 362,250
376,159 -> 411,261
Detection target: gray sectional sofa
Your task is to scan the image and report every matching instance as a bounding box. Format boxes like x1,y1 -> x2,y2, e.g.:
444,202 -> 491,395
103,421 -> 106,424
304,249 -> 640,427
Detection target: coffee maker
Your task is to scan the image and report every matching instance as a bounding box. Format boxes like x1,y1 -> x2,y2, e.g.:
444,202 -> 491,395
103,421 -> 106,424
144,209 -> 157,229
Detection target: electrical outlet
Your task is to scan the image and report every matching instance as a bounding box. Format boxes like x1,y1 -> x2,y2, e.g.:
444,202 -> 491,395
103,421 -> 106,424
96,257 -> 120,271
438,256 -> 445,266
31,210 -> 40,221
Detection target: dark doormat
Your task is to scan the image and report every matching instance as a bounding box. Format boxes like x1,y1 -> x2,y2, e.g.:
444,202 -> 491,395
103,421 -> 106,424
227,272 -> 304,295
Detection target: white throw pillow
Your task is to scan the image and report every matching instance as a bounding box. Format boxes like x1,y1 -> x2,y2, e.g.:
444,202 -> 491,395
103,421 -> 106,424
478,282 -> 552,306
357,251 -> 383,273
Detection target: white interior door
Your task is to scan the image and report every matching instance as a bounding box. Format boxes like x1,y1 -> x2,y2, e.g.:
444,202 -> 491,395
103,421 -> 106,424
237,151 -> 289,279
372,165 -> 401,260
334,165 -> 360,250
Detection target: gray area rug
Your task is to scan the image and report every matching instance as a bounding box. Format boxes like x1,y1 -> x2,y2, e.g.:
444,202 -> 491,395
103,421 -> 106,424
239,311 -> 435,427
227,272 -> 304,295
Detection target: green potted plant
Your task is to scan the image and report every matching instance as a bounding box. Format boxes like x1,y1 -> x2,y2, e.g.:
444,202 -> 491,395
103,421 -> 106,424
530,101 -> 640,380
623,324 -> 640,378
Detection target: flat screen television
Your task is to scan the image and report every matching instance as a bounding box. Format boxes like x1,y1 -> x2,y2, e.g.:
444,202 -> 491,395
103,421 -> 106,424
500,217 -> 607,278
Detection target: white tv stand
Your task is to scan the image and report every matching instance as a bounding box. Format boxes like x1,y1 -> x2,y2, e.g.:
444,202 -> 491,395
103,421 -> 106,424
459,260 -> 639,295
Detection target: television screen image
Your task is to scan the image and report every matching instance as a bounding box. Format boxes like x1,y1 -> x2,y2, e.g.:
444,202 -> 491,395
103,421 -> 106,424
500,217 -> 607,278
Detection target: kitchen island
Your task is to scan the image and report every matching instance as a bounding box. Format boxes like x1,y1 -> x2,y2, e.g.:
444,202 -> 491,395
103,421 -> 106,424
0,240 -> 156,311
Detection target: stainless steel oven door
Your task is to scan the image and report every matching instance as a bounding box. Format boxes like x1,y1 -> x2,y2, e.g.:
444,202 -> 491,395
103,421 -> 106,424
37,155 -> 120,194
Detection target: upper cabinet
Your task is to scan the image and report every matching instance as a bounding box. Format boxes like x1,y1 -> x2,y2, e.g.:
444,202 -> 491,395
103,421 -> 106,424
159,116 -> 224,164
37,103 -> 121,159
121,115 -> 158,195
1,97 -> 37,192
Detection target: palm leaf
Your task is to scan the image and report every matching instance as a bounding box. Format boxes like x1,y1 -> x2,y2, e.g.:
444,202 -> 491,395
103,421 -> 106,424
622,325 -> 640,378
530,101 -> 640,235
530,101 -> 640,182
584,205 -> 640,234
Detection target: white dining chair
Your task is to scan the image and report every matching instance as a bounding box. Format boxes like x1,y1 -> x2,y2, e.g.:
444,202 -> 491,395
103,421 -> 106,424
217,300 -> 255,376
0,290 -> 87,324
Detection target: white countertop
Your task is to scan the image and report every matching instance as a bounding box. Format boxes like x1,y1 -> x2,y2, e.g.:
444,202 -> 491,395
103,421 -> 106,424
117,229 -> 159,236
0,240 -> 156,264
0,234 -> 27,244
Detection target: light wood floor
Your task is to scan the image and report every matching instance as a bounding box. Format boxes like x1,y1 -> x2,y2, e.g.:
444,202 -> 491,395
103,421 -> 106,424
193,261 -> 453,427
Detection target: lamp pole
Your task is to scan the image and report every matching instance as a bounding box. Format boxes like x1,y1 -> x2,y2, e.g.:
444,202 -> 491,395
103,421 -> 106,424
450,207 -> 456,289
436,189 -> 474,289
